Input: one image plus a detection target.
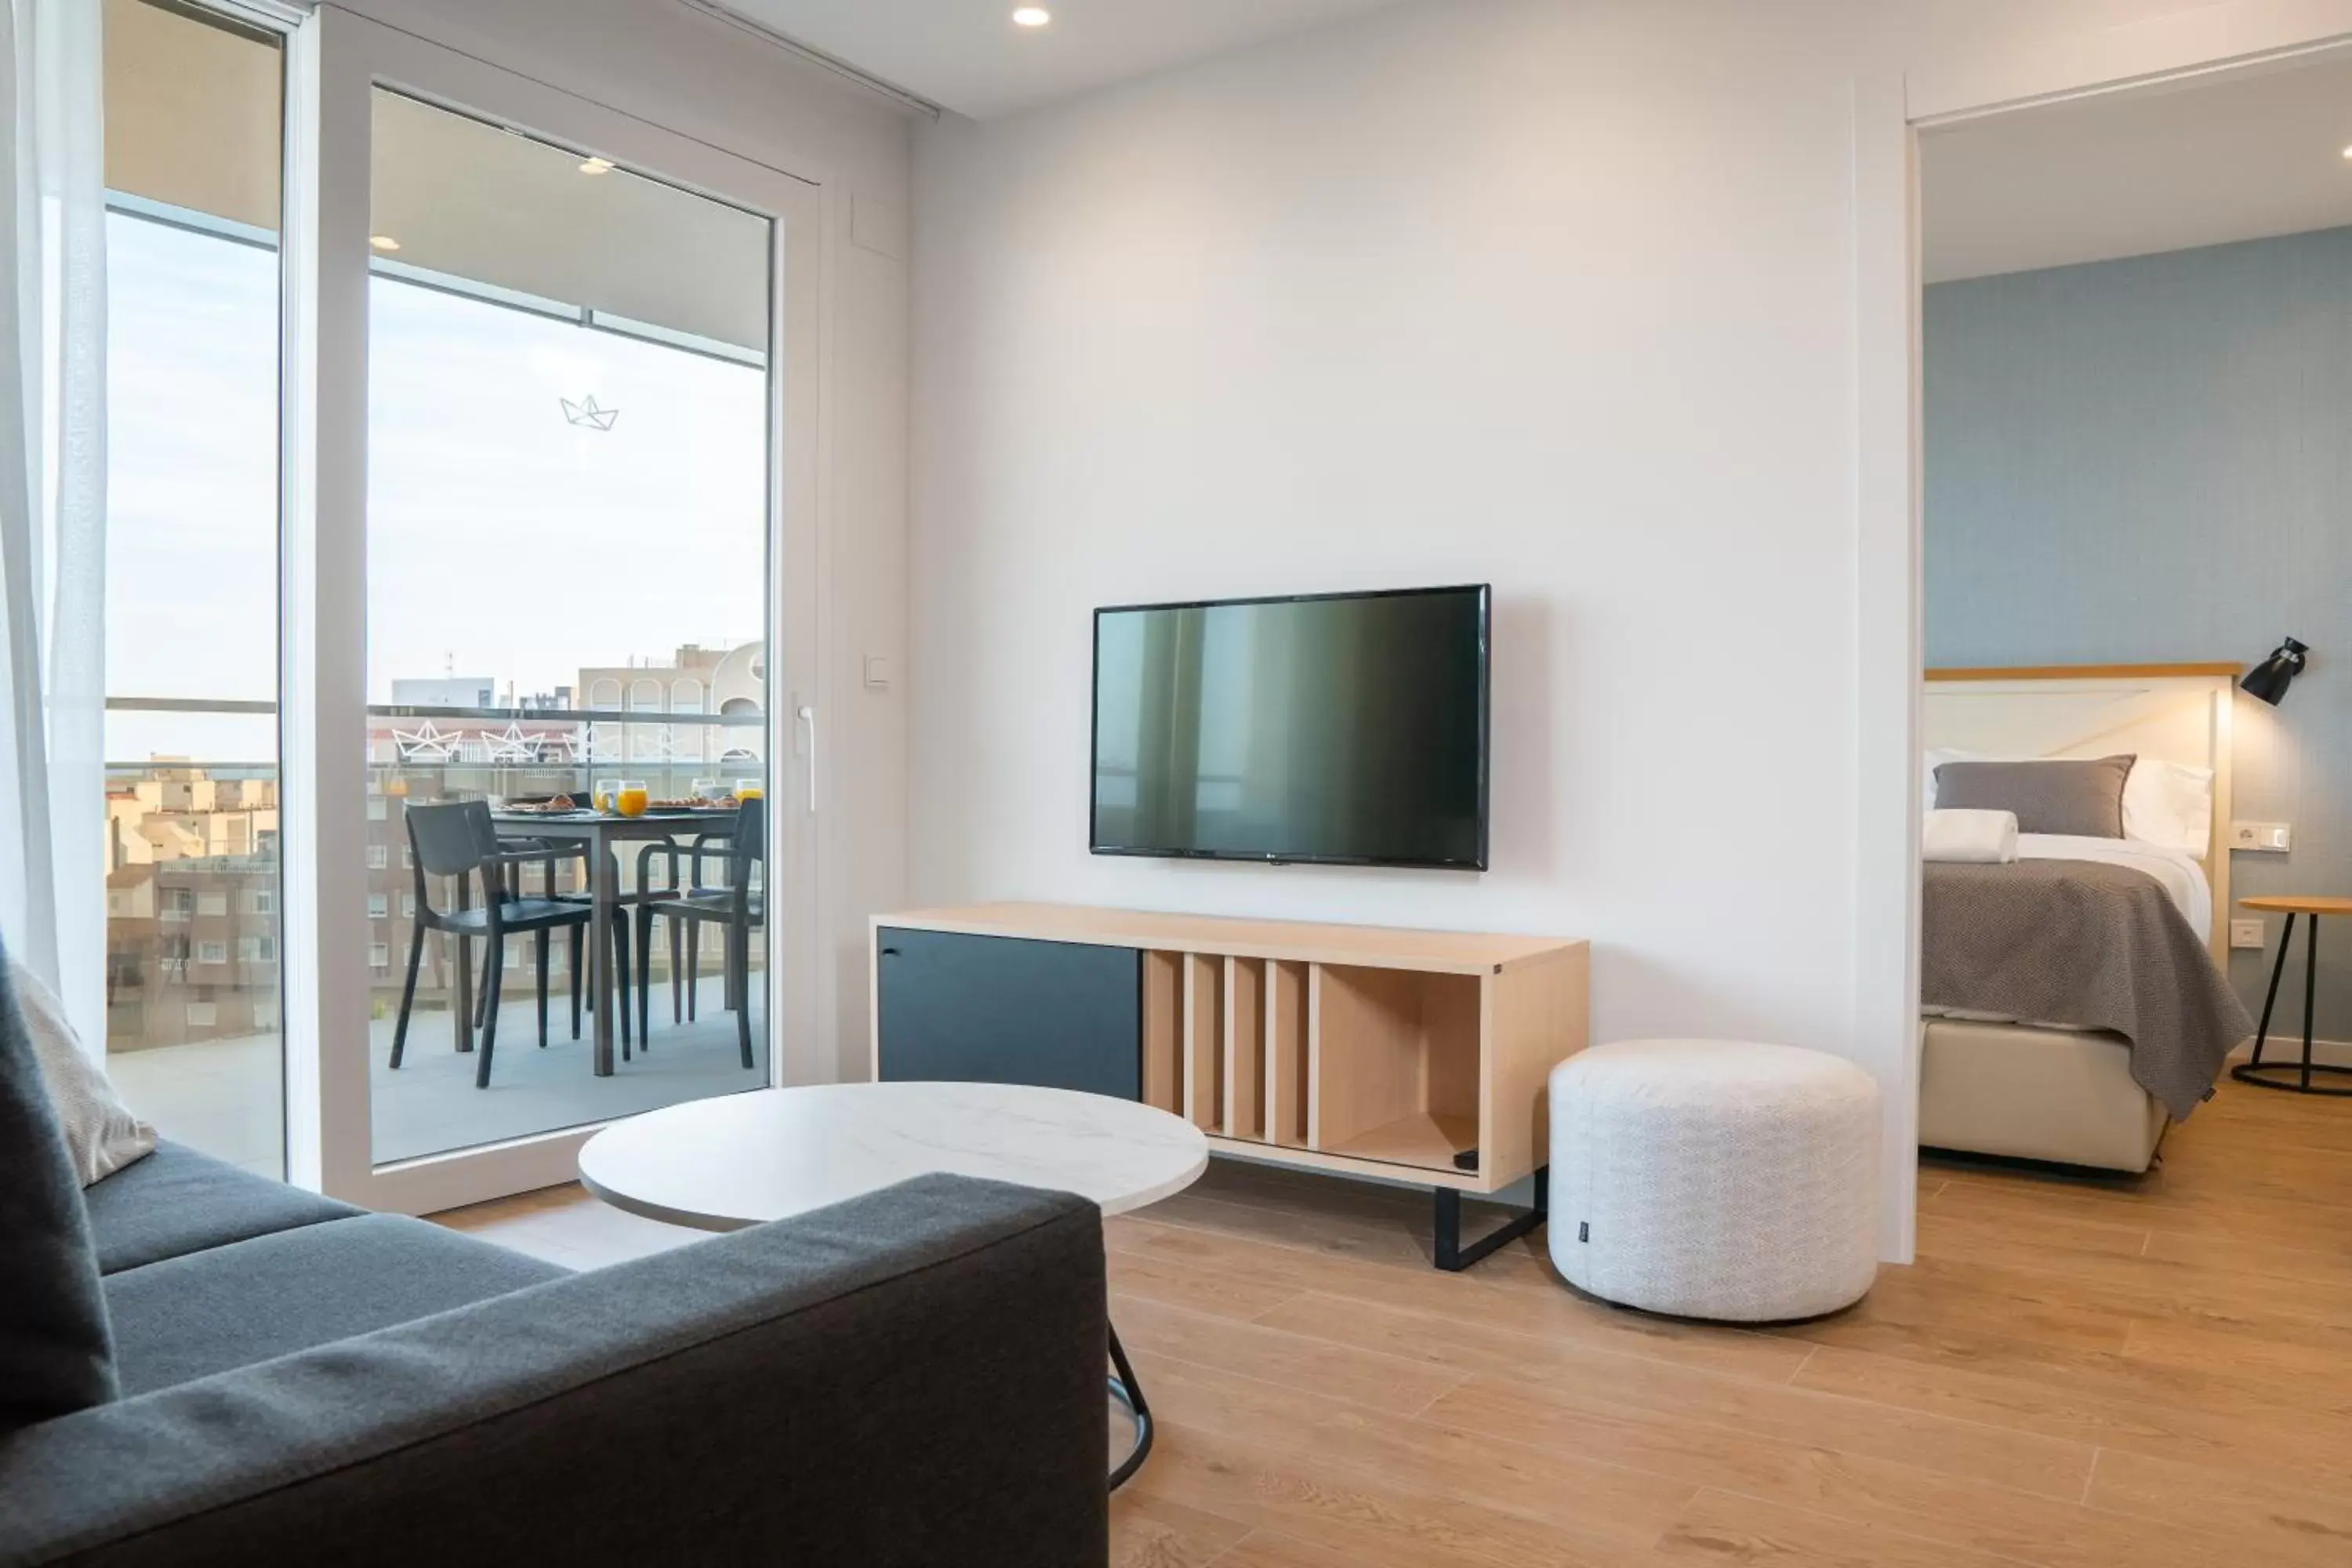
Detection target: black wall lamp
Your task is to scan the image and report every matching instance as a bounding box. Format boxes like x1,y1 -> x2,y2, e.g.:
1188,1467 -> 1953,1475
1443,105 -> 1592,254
2242,637 -> 2310,706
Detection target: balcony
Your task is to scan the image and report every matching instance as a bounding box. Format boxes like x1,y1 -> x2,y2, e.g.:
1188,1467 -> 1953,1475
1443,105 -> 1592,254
107,697 -> 771,1174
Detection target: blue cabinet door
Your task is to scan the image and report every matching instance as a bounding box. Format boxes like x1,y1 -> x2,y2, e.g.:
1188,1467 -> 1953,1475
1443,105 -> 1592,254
876,927 -> 1142,1101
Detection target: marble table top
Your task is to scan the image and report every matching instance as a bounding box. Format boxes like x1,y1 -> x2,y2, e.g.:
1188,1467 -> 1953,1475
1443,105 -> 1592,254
578,1080 -> 1210,1233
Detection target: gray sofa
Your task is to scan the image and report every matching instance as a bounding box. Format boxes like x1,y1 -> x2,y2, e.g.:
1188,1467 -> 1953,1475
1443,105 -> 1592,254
2,1138 -> 1110,1565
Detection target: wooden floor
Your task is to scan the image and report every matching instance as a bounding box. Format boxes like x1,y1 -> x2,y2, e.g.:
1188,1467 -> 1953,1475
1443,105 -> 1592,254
434,1077 -> 2352,1566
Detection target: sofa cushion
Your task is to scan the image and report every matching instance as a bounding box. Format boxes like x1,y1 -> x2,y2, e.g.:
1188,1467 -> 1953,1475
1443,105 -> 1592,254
0,942 -> 118,1431
106,1214 -> 569,1396
82,1140 -> 361,1275
12,958 -> 155,1185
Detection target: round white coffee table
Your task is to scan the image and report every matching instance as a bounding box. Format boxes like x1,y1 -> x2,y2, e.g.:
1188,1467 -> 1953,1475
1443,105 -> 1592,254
578,1080 -> 1208,1490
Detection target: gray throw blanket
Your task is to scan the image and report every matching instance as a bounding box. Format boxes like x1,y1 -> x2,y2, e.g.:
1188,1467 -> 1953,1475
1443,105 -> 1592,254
1921,859 -> 2252,1120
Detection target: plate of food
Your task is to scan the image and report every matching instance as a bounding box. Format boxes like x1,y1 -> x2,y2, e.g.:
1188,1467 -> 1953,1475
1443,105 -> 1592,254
499,794 -> 586,815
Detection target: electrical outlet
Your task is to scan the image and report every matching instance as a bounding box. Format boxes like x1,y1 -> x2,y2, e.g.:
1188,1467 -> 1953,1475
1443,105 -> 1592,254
2230,918 -> 2268,950
2230,821 -> 2292,852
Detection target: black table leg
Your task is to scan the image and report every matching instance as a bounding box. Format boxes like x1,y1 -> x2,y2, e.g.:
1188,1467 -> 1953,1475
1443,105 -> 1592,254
2233,912 -> 2352,1095
2245,912 -> 2296,1073
2303,910 -> 2319,1092
1107,1319 -> 1152,1492
1434,1167 -> 1549,1272
591,847 -> 618,1076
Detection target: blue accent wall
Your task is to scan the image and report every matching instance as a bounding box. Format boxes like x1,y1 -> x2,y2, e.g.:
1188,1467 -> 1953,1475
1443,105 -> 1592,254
1925,226 -> 2352,1037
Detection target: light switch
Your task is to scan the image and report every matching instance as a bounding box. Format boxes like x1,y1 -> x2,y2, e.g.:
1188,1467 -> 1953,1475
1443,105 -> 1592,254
2229,822 -> 2292,852
862,655 -> 892,690
2230,919 -> 2268,950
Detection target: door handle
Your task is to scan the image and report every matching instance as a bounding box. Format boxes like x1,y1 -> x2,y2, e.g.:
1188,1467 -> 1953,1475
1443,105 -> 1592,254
797,704 -> 818,813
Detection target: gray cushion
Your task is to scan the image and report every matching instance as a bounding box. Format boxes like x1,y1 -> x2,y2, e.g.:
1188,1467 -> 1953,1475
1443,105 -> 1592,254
11,959 -> 154,1185
83,1140 -> 361,1275
1934,754 -> 2135,838
106,1214 -> 568,1396
0,942 -> 119,1430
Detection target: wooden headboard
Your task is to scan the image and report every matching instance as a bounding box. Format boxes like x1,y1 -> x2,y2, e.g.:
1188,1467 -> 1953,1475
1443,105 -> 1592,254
1922,664 -> 2238,959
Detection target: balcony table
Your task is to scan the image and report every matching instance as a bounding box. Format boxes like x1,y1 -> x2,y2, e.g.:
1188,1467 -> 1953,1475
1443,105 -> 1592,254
490,806 -> 738,1076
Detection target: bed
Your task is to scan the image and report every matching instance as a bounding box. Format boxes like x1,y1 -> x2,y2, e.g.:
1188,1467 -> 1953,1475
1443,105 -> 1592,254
1918,666 -> 2253,1172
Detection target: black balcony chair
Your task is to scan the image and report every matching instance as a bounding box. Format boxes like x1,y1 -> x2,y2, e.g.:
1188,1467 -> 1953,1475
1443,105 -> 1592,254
473,830 -> 638,1059
391,800 -> 599,1089
475,797 -> 593,1044
637,801 -> 764,1069
630,828 -> 736,1041
469,835 -> 579,1033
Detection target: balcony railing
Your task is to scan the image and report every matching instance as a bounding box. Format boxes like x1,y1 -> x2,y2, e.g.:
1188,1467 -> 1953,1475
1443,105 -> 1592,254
105,697 -> 767,772
104,695 -> 772,1056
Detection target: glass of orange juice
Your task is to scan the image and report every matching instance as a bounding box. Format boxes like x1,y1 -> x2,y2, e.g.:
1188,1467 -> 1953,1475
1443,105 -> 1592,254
614,779 -> 649,818
592,777 -> 621,814
733,778 -> 762,803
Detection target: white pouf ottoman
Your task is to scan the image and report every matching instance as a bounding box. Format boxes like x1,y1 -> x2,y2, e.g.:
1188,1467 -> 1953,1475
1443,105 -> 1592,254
1548,1040 -> 1879,1321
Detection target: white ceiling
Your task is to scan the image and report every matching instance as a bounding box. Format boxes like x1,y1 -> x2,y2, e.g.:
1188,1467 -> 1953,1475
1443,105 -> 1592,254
105,0 -> 767,351
723,0 -> 1405,120
1922,52 -> 2352,284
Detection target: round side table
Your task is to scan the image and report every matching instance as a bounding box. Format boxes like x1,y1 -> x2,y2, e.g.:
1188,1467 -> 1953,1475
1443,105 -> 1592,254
2233,895 -> 2352,1096
578,1081 -> 1209,1490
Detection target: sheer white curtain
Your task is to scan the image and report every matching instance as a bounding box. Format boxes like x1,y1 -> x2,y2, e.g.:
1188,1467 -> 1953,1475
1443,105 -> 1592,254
0,0 -> 106,1054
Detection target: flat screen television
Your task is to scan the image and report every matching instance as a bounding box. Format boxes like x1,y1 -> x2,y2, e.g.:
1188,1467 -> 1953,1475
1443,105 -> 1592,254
1091,585 -> 1490,870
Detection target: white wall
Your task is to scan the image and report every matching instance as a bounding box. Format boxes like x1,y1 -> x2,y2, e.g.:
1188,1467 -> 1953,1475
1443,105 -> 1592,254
909,0 -> 2352,1258
334,0 -> 912,1080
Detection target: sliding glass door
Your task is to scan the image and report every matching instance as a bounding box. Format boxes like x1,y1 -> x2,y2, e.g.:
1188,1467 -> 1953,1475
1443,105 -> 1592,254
99,0 -> 287,1176
289,9 -> 822,1211
358,89 -> 778,1164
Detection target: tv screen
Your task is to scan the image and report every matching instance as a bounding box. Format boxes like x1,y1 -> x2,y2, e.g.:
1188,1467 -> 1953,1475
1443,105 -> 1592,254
1091,585 -> 1490,869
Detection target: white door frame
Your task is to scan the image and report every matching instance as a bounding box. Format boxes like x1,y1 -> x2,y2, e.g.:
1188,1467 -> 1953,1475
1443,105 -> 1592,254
1852,2 -> 2352,1263
281,5 -> 826,1213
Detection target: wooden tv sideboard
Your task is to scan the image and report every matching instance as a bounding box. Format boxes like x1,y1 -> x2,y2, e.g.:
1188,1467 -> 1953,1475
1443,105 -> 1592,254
869,902 -> 1588,1269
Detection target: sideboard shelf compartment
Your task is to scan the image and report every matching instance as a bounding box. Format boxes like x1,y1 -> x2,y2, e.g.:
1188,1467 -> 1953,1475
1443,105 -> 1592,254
1224,957 -> 1269,1142
871,902 -> 1588,1201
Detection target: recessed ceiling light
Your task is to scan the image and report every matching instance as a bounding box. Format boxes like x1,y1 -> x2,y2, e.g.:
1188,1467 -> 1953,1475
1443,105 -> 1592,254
579,156 -> 615,175
2341,143 -> 2352,160
368,234 -> 400,252
1013,6 -> 1051,25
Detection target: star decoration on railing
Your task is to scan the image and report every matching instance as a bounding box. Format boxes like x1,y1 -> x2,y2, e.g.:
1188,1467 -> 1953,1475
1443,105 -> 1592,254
561,725 -> 607,764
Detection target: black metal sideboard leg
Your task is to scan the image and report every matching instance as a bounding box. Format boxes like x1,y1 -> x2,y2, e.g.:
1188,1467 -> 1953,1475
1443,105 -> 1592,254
1107,1319 -> 1153,1491
1434,1167 -> 1549,1272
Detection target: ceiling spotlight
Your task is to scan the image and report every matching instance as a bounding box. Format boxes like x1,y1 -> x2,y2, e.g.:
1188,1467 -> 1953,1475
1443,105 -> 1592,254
1013,6 -> 1051,25
368,234 -> 400,252
2342,143 -> 2352,160
579,156 -> 615,175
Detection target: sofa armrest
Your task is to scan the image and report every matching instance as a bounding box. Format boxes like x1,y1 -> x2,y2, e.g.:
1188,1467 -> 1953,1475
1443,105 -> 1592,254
0,1174 -> 1108,1568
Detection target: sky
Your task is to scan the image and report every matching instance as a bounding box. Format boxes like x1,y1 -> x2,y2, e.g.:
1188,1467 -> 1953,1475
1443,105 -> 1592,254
104,212 -> 769,764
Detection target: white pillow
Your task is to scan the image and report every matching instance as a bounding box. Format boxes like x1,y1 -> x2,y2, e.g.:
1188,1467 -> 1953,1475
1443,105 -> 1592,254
11,960 -> 155,1186
2118,757 -> 2215,856
1922,749 -> 2212,855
